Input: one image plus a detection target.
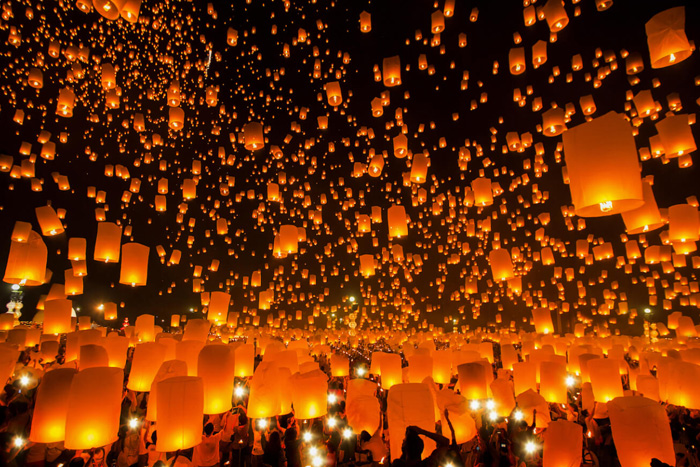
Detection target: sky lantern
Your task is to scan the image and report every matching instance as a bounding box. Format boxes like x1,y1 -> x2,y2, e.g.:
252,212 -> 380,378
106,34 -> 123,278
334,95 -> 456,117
120,0 -> 141,22
102,335 -> 129,368
387,205 -> 408,239
330,354 -> 350,377
655,114 -> 696,158
79,344 -> 109,370
359,254 -> 375,277
290,369 -> 328,419
101,63 -> 116,90
135,314 -> 156,342
542,0 -> 569,32
539,361 -> 567,403
457,362 -> 488,400
588,359 -> 624,402
407,354 -> 433,383
56,87 -> 75,117
379,353 -> 402,389
645,7 -> 692,68
471,177 -> 493,206
93,222 -> 122,263
127,342 -> 166,392
234,343 -> 255,377
43,299 -> 72,334
279,225 -> 299,254
431,10 -> 445,33
393,133 -> 408,157
93,0 -> 126,20
244,122 -> 264,150
563,112 -> 643,217
532,308 -> 554,334
11,221 -> 31,243
382,56 -> 401,87
156,376 -> 204,452
3,231 -> 46,286
68,238 -> 86,261
668,204 -> 699,243
29,368 -> 77,443
489,248 -> 514,282
168,107 -> 184,130
119,243 -> 149,286
387,384 -> 435,462
509,48 -> 525,75
665,361 -> 700,409
359,11 -> 371,32
542,108 -> 567,136
608,396 -> 675,467
198,345 -> 235,414
326,81 -> 342,106
621,180 -> 664,234
28,68 -> 43,88
208,291 -> 230,323
35,206 -> 64,236
248,361 -> 281,418
543,420 -> 583,467
64,367 -> 123,449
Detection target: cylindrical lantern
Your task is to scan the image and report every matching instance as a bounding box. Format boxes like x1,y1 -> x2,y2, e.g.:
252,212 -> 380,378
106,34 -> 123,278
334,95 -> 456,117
102,335 -> 129,368
539,361 -> 567,404
563,112 -> 643,217
127,342 -> 166,392
379,353 -> 402,390
471,178 -> 493,206
326,81 -> 342,106
330,354 -> 350,377
64,367 -> 123,449
79,344 -> 109,370
542,0 -> 569,32
42,299 -> 72,334
29,368 -> 77,443
457,362 -> 488,400
489,249 -> 514,281
387,205 -> 408,239
289,369 -> 328,420
668,204 -> 699,243
244,122 -> 264,150
35,205 -> 64,236
119,243 -> 149,286
233,343 -> 255,377
94,222 -> 122,263
655,114 -> 696,158
542,108 -> 567,136
543,420 -> 583,467
248,361 -> 281,418
155,376 -> 204,452
198,345 -> 235,414
588,358 -> 624,402
532,308 -> 554,334
382,56 -> 401,87
168,107 -> 184,130
3,232 -> 47,286
621,180 -> 664,234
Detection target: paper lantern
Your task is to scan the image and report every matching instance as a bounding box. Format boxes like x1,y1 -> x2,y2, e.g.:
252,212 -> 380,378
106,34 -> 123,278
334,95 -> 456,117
146,360 -> 188,421
588,358 -> 623,402
279,224 -> 299,254
509,47 -> 525,75
244,122 -> 264,150
437,389 -> 477,444
393,133 -> 408,157
326,81 -> 342,106
430,10 -> 445,33
621,180 -> 664,234
539,361 -> 567,404
120,0 -> 141,22
79,344 -> 109,370
134,314 -> 156,342
102,335 -> 129,368
407,354 -> 433,383
379,353 -> 402,389
56,87 -> 75,117
183,318 -> 211,342
635,374 -> 660,401
127,342 -> 166,391
94,222 -> 122,263
208,291 -> 230,324
382,56 -> 401,86
103,302 -> 117,321
29,368 -> 77,443
92,0 -> 126,20
198,344 -> 235,414
457,362 -> 487,400
542,108 -> 567,136
64,367 -> 122,449
248,361 -> 281,418
668,204 -> 699,243
35,205 -> 64,236
513,361 -> 537,396
542,0 -> 568,32
156,376 -> 204,452
655,114 -> 696,158
645,7 -> 692,69
359,254 -> 375,278
665,360 -> 700,409
43,299 -> 72,334
346,395 -> 380,435
290,369 -> 328,419
168,107 -> 184,130
532,308 -> 554,334
563,112 -> 643,217
330,354 -> 350,377
608,396 -> 675,467
387,205 -> 408,239
432,349 -> 452,385
489,248 -> 514,281
471,177 -> 493,206
233,342 -> 255,377
387,383 -> 436,461
359,11 -> 371,32
543,420 -> 582,467
28,67 -> 43,88
175,340 -> 205,376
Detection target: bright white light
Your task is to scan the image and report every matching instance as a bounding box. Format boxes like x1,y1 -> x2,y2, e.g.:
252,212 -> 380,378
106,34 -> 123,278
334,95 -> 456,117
513,410 -> 523,421
128,418 -> 139,429
356,367 -> 366,376
485,399 -> 495,410
469,400 -> 481,411
10,284 -> 19,291
488,411 -> 498,421
349,296 -> 355,303
566,375 -> 576,387
19,376 -> 29,387
524,441 -> 537,454
328,393 -> 337,404
303,431 -> 312,442
257,419 -> 268,429
234,386 -> 246,398
327,417 -> 337,428
343,428 -> 353,439
312,456 -> 323,467
309,447 -> 318,456
13,437 -> 24,448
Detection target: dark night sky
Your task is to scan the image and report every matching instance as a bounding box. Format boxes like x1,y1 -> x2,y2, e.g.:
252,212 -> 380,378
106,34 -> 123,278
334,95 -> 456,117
0,0 -> 699,335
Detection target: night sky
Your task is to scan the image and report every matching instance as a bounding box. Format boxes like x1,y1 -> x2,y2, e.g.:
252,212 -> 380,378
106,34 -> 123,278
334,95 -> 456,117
1,0 -> 699,335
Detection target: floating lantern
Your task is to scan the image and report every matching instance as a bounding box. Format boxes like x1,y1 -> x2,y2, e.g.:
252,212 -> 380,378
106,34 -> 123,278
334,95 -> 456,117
645,7 -> 692,68
290,369 -> 328,419
119,243 -> 149,286
127,342 -> 166,392
3,231 -> 47,286
29,368 -> 77,443
155,376 -> 204,452
199,345 -> 235,414
244,122 -> 264,150
94,222 -> 122,263
543,420 -> 583,467
382,56 -> 401,87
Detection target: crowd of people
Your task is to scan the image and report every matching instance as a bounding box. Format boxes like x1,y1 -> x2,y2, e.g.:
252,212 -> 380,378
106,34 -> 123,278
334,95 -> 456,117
0,334 -> 698,467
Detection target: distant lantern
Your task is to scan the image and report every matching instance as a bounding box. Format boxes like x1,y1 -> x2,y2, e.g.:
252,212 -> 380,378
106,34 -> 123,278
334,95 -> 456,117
127,342 -> 166,392
244,122 -> 264,150
156,376 -> 204,452
326,81 -> 342,106
359,254 -> 375,277
393,133 -> 408,158
199,345 -> 235,414
542,0 -> 569,32
28,68 -> 43,88
3,231 -> 47,286
94,222 -> 122,263
119,243 -> 149,286
64,367 -> 123,449
509,48 -> 525,75
359,11 -> 371,32
208,291 -> 230,324
387,205 -> 408,239
103,302 -> 118,320
43,299 -> 73,334
621,180 -> 664,234
625,52 -> 644,74
227,28 -> 239,46
542,108 -> 567,136
68,238 -> 87,261
489,248 -> 514,281
57,87 -> 75,117
120,0 -> 141,22
472,178 -> 493,206
29,368 -> 77,443
562,112 -> 643,217
645,7 -> 692,69
330,354 -> 350,377
168,107 -> 184,130
655,114 -> 696,158
279,225 -> 299,254
382,56 -> 401,87
668,204 -> 699,243
532,40 -> 547,67
35,206 -> 64,236
532,308 -> 554,334
410,153 -> 429,183
93,0 -> 126,20
101,63 -> 116,90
